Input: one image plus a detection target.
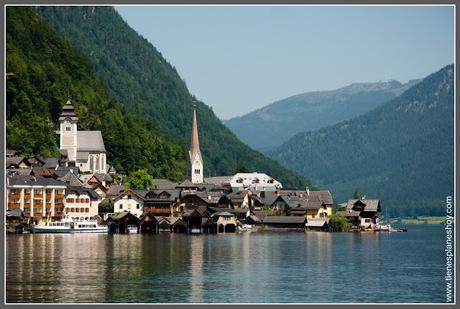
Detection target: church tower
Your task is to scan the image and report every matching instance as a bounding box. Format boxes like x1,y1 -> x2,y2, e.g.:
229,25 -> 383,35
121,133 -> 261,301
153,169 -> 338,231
59,99 -> 78,162
189,107 -> 204,183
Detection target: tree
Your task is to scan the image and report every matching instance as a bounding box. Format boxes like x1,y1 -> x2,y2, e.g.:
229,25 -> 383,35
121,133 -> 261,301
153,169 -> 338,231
329,214 -> 351,232
98,200 -> 114,214
352,189 -> 361,199
127,169 -> 154,189
231,164 -> 251,174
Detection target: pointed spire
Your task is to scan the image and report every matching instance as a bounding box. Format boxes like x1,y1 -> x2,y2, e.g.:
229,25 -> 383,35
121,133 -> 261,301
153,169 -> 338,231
189,106 -> 201,160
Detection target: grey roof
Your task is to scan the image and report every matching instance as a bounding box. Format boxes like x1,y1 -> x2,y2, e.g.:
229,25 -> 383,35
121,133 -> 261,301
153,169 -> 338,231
106,185 -> 124,197
212,211 -> 234,217
66,186 -> 99,199
209,207 -> 248,214
263,216 -> 306,224
153,179 -> 178,190
252,210 -> 270,220
94,173 -> 114,183
6,156 -> 29,168
336,210 -> 361,218
77,131 -> 106,152
145,189 -> 180,202
76,151 -> 90,161
204,176 -> 232,185
13,168 -> 32,176
280,190 -> 333,205
246,215 -> 261,223
57,172 -> 83,187
6,208 -> 25,217
7,175 -> 67,187
347,199 -> 381,212
176,179 -> 196,187
306,219 -> 329,227
42,157 -> 59,168
6,149 -> 17,157
134,189 -> 150,198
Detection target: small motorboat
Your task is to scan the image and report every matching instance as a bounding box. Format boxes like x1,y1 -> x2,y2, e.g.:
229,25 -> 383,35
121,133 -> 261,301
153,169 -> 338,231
127,225 -> 138,234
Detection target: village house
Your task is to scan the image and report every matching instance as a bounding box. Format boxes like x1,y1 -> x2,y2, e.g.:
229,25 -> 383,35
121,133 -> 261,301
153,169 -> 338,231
262,216 -> 306,231
336,198 -> 382,229
64,186 -> 100,218
6,175 -> 67,222
229,172 -> 282,192
143,189 -> 180,217
211,211 -> 238,232
113,189 -> 145,217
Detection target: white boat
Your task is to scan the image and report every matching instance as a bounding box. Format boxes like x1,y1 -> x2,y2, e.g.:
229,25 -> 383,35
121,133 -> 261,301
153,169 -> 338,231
32,217 -> 72,234
127,225 -> 138,234
190,228 -> 201,234
72,218 -> 108,233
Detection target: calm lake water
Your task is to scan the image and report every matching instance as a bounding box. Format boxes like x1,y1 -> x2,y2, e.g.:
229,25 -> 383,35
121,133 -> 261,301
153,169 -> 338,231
6,224 -> 449,303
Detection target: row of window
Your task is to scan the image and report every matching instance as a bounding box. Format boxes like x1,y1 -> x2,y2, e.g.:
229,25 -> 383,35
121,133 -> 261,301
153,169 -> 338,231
66,198 -> 90,203
118,203 -> 140,210
66,208 -> 90,213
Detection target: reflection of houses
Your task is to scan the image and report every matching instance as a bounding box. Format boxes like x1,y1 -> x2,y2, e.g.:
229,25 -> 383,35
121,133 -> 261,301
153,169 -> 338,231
113,189 -> 145,217
337,199 -> 381,229
6,175 -> 67,221
64,186 -> 100,218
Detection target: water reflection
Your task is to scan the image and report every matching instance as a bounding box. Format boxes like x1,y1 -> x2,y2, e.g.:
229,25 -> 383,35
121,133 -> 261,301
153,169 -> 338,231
6,226 -> 446,303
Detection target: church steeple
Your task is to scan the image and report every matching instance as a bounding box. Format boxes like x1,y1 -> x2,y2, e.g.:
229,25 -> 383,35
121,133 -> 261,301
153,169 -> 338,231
189,106 -> 203,183
59,98 -> 78,162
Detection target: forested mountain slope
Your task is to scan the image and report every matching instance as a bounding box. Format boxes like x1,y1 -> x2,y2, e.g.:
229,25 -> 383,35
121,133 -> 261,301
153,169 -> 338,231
35,6 -> 311,188
225,80 -> 420,150
7,7 -> 186,180
269,65 -> 454,216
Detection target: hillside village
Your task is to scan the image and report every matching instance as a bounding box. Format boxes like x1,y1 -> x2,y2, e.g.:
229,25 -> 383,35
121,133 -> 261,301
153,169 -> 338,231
6,99 -> 382,234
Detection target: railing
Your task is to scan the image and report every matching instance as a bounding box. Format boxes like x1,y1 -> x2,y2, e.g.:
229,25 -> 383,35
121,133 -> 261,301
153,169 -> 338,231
55,202 -> 64,207
8,193 -> 21,198
24,203 -> 31,207
7,202 -> 20,208
24,194 -> 31,199
55,194 -> 65,199
46,194 -> 52,199
144,207 -> 171,214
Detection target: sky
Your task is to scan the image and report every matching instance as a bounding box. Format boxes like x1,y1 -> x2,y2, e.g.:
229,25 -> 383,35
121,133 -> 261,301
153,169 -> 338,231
115,5 -> 454,120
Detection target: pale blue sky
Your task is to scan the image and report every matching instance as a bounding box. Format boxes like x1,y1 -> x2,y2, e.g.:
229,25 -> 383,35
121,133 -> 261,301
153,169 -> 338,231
115,5 -> 454,120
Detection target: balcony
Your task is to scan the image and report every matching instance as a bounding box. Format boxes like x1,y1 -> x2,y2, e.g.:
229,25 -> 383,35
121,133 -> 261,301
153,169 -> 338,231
144,207 -> 171,215
55,194 -> 65,199
24,194 -> 31,199
55,202 -> 64,207
46,194 -> 52,199
8,193 -> 21,199
24,203 -> 31,208
7,202 -> 20,209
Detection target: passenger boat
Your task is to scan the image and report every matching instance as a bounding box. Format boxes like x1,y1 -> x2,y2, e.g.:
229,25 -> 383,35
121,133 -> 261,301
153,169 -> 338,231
72,218 -> 108,233
31,217 -> 73,234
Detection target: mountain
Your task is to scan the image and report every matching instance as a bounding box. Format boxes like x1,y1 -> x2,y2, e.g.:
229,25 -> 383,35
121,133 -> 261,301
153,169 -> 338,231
225,79 -> 420,150
269,65 -> 454,217
34,6 -> 311,188
6,7 -> 186,180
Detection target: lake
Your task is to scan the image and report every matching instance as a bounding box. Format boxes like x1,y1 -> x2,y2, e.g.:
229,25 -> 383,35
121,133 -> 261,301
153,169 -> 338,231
6,224 -> 449,303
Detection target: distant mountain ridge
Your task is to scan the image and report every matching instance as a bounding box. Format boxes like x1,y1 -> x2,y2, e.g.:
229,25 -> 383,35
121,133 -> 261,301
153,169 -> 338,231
225,79 -> 420,150
268,65 -> 454,217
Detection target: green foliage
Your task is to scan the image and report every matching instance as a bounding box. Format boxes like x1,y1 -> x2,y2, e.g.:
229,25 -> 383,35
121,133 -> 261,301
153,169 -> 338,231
270,65 -> 454,217
127,169 -> 154,190
329,214 -> 352,232
352,189 -> 361,199
6,7 -> 186,180
230,164 -> 251,174
36,6 -> 313,189
98,200 -> 114,214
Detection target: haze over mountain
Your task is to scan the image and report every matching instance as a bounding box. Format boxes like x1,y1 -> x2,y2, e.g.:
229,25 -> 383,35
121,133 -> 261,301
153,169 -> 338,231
225,80 -> 420,150
34,6 -> 311,188
268,65 -> 454,217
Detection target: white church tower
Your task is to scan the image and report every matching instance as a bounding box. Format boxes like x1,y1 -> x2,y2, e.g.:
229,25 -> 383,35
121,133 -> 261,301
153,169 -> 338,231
189,107 -> 204,184
59,99 -> 78,162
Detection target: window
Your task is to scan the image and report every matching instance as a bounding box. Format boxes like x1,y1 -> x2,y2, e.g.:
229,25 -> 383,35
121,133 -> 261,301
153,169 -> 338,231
365,219 -> 371,223
136,204 -> 140,209
120,204 -> 123,210
65,126 -> 71,131
128,195 -> 132,200
194,169 -> 200,174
